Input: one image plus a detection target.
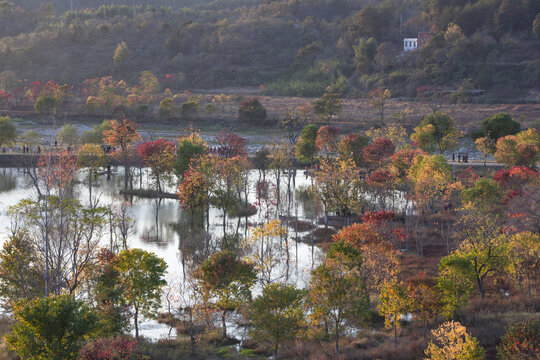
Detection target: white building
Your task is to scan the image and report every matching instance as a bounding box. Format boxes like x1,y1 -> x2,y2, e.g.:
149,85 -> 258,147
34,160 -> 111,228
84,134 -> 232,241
403,38 -> 417,52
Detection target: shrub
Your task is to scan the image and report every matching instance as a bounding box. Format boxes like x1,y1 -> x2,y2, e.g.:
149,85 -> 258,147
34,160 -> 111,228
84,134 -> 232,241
80,336 -> 141,360
238,98 -> 267,124
497,319 -> 539,359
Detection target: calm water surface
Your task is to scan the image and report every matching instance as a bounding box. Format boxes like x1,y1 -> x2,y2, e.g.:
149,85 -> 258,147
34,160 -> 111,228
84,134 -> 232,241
0,167 -> 324,340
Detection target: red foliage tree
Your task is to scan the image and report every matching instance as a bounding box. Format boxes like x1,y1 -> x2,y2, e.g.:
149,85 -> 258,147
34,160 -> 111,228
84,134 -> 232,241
363,138 -> 395,169
103,119 -> 140,189
315,125 -> 341,154
137,139 -> 175,192
216,132 -> 247,158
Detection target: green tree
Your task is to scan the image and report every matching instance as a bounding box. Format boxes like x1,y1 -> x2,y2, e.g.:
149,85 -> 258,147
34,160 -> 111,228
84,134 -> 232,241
195,250 -> 257,338
35,96 -> 58,114
313,93 -> 342,123
113,41 -> 132,70
238,98 -> 267,124
174,132 -> 207,178
353,37 -> 377,74
81,120 -> 110,145
115,248 -> 167,339
295,124 -> 319,164
425,321 -> 485,360
159,98 -> 176,119
58,123 -> 79,146
0,115 -> 16,148
179,98 -> 201,121
411,112 -> 461,153
437,254 -> 475,320
480,112 -> 521,143
250,283 -> 305,360
7,295 -> 97,360
379,280 -> 410,348
0,232 -> 45,311
534,13 -> 540,37
309,242 -> 368,354
461,178 -> 504,214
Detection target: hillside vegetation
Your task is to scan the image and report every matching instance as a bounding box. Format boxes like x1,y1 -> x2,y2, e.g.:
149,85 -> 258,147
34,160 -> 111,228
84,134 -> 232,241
0,0 -> 539,102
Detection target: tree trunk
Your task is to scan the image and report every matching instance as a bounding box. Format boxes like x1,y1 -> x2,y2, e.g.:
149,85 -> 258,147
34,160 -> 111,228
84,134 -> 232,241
394,315 -> 398,348
274,342 -> 279,360
221,310 -> 227,338
134,305 -> 139,339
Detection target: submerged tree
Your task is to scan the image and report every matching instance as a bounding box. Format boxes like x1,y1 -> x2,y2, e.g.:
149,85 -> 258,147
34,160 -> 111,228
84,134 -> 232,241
115,248 -> 167,339
195,251 -> 256,339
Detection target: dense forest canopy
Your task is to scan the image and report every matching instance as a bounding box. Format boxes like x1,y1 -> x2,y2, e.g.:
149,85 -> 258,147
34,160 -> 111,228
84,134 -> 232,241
0,0 -> 538,101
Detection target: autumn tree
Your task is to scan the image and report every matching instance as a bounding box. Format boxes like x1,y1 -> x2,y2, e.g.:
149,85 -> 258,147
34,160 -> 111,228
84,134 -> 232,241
411,112 -> 461,153
115,248 -> 167,339
177,166 -> 210,226
0,116 -> 16,148
57,124 -> 79,146
195,250 -> 257,338
314,159 -> 363,224
495,129 -> 540,168
365,123 -> 410,151
7,295 -> 97,360
337,133 -> 370,167
379,280 -> 410,348
497,319 -> 540,359
244,220 -> 288,286
368,86 -> 391,122
137,139 -> 176,192
216,131 -> 247,158
425,321 -> 485,360
453,204 -> 507,299
363,137 -> 395,169
332,223 -> 400,301
507,231 -> 540,296
250,283 -> 305,360
315,125 -> 340,156
475,136 -> 496,166
406,275 -> 442,334
309,241 -> 368,354
103,119 -> 140,189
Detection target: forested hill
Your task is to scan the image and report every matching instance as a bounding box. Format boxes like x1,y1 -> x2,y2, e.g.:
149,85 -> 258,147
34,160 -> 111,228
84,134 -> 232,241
0,0 -> 539,102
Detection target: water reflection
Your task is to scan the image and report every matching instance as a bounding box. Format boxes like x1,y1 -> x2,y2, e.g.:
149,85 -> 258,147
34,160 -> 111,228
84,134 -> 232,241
0,168 -> 17,193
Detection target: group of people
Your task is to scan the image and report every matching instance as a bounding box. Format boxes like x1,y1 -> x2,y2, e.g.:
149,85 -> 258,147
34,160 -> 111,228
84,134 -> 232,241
1,145 -> 41,154
452,152 -> 468,163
